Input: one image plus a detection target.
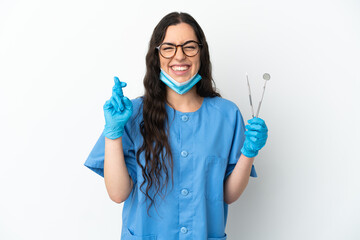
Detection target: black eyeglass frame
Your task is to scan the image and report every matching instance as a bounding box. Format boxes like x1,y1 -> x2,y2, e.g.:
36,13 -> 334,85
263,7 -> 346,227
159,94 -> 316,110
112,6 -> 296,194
156,40 -> 203,59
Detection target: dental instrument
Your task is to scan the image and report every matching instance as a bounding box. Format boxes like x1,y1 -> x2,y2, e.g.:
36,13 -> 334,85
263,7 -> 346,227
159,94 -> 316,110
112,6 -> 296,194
246,73 -> 271,118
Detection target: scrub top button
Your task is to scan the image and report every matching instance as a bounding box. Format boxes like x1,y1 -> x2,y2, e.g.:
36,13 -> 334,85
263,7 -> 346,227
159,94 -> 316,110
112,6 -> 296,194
181,151 -> 188,157
181,189 -> 189,196
181,115 -> 189,121
180,227 -> 188,234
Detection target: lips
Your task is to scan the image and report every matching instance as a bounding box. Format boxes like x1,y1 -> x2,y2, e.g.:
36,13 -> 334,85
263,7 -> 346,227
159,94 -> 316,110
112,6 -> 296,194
170,65 -> 191,76
171,65 -> 189,71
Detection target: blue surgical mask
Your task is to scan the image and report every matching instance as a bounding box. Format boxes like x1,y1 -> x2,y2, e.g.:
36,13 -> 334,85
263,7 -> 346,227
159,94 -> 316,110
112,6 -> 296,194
159,68 -> 202,95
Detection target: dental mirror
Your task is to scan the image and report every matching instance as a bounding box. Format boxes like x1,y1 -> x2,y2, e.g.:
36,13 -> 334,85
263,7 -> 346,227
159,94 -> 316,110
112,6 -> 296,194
255,73 -> 271,117
263,73 -> 271,81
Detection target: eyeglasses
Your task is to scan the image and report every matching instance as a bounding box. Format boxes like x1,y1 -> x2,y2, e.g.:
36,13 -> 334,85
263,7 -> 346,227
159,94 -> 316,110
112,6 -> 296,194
156,40 -> 202,59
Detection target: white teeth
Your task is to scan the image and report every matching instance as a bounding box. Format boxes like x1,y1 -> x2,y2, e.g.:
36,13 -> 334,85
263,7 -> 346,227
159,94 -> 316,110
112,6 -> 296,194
171,66 -> 189,71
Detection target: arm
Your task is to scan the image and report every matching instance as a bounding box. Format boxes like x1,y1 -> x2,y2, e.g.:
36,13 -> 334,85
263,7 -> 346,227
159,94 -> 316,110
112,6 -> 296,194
224,154 -> 255,205
104,137 -> 133,203
224,117 -> 268,204
102,77 -> 134,204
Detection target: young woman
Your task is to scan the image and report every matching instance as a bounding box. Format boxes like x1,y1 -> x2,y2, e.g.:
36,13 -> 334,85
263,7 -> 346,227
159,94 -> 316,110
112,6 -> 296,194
85,12 -> 268,240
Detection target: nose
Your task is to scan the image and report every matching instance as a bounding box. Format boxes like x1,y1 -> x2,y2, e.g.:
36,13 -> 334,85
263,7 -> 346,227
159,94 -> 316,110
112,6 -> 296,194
174,45 -> 186,60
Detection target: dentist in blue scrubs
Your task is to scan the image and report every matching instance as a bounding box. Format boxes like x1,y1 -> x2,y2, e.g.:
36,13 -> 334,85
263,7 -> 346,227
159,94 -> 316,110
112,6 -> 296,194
85,12 -> 268,240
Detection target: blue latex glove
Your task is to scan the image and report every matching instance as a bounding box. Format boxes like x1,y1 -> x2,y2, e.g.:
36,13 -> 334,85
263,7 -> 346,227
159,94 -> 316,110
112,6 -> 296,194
241,117 -> 268,158
103,77 -> 133,139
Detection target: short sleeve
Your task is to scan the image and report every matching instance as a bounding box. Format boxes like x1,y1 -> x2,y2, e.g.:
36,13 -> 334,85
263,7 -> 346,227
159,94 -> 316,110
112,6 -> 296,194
84,124 -> 138,185
84,131 -> 106,177
225,107 -> 257,179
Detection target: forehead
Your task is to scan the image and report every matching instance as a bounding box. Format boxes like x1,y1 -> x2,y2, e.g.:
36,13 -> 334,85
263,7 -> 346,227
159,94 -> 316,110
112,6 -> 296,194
163,22 -> 198,43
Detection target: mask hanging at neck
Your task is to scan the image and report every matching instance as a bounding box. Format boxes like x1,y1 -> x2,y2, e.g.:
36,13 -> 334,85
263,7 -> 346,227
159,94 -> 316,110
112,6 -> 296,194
159,68 -> 202,95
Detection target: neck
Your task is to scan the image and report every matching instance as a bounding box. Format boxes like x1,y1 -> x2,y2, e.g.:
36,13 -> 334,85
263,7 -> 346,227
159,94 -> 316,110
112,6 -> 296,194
166,86 -> 204,112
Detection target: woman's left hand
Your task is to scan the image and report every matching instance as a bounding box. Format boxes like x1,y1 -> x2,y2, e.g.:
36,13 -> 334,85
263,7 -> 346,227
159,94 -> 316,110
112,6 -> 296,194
241,117 -> 268,158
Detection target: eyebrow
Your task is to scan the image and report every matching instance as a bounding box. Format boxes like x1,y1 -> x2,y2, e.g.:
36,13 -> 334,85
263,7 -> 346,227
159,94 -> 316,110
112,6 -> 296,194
162,40 -> 197,45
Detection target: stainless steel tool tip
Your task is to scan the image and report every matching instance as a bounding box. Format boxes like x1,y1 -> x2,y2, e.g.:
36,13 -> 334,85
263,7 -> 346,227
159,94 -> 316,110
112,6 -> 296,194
263,73 -> 271,81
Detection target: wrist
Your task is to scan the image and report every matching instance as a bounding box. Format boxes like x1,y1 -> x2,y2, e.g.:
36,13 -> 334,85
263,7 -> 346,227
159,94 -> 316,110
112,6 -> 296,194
103,126 -> 124,140
241,146 -> 258,158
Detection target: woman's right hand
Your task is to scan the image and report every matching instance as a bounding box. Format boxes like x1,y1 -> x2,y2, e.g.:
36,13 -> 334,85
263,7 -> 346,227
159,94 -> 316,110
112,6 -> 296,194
103,76 -> 133,140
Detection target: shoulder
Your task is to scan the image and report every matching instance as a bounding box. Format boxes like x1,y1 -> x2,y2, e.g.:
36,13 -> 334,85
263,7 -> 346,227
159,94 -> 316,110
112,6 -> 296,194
129,96 -> 144,117
131,96 -> 144,110
206,96 -> 241,114
124,96 -> 144,140
205,96 -> 244,124
125,96 -> 144,127
204,96 -> 245,133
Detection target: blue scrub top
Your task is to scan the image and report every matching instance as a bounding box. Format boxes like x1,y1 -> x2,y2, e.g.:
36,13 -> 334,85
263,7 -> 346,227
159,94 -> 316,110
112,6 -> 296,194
85,96 -> 257,240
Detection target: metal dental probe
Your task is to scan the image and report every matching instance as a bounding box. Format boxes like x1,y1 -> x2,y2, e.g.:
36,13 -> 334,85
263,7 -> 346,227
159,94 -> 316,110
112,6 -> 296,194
246,72 -> 255,118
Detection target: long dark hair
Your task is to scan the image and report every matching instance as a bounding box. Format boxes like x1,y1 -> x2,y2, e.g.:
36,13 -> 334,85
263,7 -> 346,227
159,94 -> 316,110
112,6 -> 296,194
135,12 -> 221,217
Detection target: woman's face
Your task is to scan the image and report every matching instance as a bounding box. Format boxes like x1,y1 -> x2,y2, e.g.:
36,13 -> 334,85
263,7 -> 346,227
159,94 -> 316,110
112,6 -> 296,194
159,23 -> 201,84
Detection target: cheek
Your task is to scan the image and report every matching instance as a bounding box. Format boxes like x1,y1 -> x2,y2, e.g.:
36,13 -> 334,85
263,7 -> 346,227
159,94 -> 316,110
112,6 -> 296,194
160,59 -> 170,69
194,58 -> 201,71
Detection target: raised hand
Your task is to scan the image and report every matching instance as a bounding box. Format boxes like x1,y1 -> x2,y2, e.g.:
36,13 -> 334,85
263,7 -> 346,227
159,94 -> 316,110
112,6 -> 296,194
103,76 -> 133,139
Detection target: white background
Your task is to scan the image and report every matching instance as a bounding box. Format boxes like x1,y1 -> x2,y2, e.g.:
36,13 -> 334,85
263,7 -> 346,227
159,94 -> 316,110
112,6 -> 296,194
0,0 -> 359,239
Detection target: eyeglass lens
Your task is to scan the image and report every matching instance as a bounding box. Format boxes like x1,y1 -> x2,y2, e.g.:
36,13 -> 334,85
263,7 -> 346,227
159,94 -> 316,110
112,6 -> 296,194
159,42 -> 200,58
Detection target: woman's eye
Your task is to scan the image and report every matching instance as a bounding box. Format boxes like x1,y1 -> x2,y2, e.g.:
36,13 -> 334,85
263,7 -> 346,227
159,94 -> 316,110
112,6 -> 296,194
163,47 -> 175,51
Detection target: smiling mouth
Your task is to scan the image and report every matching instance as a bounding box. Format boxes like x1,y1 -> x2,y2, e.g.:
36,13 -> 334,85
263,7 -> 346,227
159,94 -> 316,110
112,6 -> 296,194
171,65 -> 190,71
